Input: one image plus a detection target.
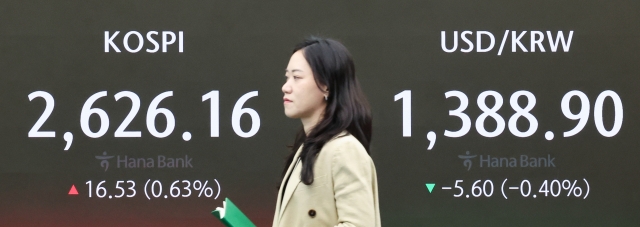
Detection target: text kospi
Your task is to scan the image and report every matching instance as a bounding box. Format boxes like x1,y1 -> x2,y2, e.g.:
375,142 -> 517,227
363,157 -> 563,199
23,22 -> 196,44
104,31 -> 184,53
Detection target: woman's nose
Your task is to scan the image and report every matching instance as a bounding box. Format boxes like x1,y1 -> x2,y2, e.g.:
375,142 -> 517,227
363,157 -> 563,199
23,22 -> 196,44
282,80 -> 291,94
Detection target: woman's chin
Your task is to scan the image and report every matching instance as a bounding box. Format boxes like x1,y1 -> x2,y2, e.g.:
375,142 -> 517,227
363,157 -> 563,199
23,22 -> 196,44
284,111 -> 299,119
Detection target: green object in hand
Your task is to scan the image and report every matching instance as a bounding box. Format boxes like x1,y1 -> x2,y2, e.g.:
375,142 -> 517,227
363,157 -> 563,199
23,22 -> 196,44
211,198 -> 256,227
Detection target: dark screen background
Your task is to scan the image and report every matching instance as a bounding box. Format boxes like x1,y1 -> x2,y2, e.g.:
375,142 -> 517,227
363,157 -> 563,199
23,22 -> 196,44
1,0 -> 639,226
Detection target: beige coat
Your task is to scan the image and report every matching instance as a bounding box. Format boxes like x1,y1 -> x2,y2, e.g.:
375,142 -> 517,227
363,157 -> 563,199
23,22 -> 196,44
273,131 -> 381,227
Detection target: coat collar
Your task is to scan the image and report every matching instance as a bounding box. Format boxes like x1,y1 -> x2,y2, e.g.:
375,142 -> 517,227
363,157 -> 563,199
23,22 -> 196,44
275,130 -> 348,223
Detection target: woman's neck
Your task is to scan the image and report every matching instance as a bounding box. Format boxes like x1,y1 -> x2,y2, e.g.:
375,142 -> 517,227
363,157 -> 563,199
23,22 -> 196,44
301,109 -> 325,135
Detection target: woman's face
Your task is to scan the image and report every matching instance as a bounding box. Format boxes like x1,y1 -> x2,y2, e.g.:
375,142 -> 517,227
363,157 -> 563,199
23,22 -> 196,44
282,50 -> 327,119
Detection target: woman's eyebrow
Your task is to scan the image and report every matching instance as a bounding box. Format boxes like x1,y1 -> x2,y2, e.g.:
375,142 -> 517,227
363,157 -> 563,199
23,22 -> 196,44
285,69 -> 303,73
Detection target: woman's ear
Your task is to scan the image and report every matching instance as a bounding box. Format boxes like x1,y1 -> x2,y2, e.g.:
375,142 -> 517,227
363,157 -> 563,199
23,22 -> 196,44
321,85 -> 329,95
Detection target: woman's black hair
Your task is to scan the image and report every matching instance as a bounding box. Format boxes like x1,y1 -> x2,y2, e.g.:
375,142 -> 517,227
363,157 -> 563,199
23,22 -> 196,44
282,36 -> 372,185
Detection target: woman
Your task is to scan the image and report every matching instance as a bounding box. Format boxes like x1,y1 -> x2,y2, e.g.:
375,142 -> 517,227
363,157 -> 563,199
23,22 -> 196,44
273,37 -> 381,227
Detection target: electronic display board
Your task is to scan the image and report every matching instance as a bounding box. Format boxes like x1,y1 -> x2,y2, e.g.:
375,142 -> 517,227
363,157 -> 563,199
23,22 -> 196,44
1,1 -> 639,226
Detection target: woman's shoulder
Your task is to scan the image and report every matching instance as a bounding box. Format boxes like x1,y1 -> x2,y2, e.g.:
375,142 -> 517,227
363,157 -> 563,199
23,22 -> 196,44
321,131 -> 376,178
321,131 -> 369,159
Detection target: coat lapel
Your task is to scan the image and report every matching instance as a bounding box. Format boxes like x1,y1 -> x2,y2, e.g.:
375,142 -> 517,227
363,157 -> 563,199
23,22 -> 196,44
279,158 -> 302,222
276,145 -> 303,224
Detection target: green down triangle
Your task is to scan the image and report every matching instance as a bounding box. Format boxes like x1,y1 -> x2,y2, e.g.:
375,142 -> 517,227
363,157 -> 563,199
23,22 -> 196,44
425,183 -> 435,193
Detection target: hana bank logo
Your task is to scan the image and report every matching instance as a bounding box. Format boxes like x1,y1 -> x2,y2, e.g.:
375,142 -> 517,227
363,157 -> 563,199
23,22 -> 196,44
458,151 -> 477,171
95,151 -> 114,171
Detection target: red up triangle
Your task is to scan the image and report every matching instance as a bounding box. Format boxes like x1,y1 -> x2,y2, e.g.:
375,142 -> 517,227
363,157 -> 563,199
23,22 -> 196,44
68,185 -> 79,195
